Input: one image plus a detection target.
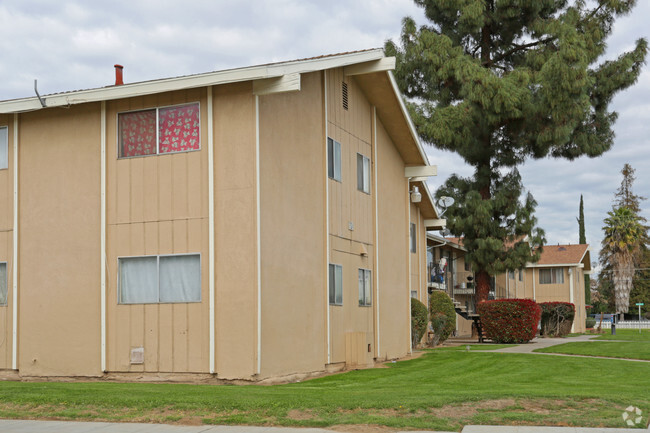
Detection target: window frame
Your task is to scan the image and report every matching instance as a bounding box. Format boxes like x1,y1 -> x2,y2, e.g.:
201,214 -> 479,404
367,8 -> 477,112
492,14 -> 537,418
356,153 -> 370,194
329,263 -> 343,306
327,137 -> 342,182
117,102 -> 201,159
118,253 -> 202,304
0,262 -> 7,306
0,126 -> 8,170
358,268 -> 372,307
539,267 -> 564,285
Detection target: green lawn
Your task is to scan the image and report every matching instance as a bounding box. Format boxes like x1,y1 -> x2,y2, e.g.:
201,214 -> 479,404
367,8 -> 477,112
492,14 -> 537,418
0,351 -> 648,430
534,341 -> 650,360
593,328 -> 650,341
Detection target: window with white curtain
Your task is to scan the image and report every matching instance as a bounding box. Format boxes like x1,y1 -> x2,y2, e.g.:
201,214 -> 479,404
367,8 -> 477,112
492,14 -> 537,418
357,153 -> 370,193
0,262 -> 7,306
539,268 -> 564,284
119,254 -> 201,304
0,126 -> 8,170
327,137 -> 341,181
329,263 -> 343,305
358,268 -> 372,306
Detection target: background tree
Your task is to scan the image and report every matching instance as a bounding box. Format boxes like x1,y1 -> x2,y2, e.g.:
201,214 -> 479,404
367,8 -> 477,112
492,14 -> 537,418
599,164 -> 648,316
600,207 -> 644,315
630,247 -> 650,316
577,194 -> 591,304
386,1 -> 647,302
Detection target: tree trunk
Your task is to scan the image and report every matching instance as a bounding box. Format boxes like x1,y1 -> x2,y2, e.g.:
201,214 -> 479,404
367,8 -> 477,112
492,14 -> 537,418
476,270 -> 491,303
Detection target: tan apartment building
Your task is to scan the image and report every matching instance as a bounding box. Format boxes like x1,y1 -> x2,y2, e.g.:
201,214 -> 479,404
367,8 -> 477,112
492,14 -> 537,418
495,244 -> 591,333
0,49 -> 445,381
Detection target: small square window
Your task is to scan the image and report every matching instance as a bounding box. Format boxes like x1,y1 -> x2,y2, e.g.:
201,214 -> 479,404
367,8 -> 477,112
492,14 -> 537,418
357,153 -> 370,193
411,290 -> 418,299
0,262 -> 7,306
329,263 -> 343,305
0,126 -> 8,170
358,268 -> 372,306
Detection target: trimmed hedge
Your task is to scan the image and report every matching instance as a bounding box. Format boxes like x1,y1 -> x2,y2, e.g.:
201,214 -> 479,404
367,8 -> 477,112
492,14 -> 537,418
411,297 -> 428,348
539,302 -> 575,337
428,291 -> 456,344
477,299 -> 541,343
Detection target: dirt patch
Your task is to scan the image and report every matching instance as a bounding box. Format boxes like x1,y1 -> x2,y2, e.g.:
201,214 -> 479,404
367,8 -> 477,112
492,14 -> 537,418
431,398 -> 517,418
329,424 -> 399,433
287,409 -> 317,420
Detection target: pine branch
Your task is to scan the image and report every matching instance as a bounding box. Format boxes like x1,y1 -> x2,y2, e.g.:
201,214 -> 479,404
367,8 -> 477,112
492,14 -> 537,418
489,37 -> 556,66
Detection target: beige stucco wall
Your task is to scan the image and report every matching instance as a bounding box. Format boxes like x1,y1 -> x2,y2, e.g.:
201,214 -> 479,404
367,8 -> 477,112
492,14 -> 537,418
0,115 -> 14,369
259,71 -> 328,377
18,104 -> 102,376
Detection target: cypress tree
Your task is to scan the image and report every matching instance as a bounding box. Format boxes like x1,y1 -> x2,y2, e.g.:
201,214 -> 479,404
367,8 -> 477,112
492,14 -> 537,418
577,195 -> 591,304
386,1 -> 647,302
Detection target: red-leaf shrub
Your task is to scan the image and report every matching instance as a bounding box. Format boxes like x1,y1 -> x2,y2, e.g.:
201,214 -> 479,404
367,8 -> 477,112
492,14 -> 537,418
477,299 -> 541,343
539,302 -> 575,337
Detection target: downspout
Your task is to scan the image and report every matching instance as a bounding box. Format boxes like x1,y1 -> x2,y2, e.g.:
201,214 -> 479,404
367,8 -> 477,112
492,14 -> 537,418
12,114 -> 18,370
255,94 -> 262,375
372,106 -> 380,358
324,71 -> 331,364
100,101 -> 106,372
407,182 -> 412,354
207,86 -> 216,374
417,207 -> 421,300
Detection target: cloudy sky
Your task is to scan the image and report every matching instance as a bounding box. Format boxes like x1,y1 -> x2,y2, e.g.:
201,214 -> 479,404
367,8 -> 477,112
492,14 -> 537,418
1,0 -> 648,267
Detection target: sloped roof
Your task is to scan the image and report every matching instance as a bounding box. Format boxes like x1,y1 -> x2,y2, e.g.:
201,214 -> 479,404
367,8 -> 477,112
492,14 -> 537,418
533,244 -> 591,270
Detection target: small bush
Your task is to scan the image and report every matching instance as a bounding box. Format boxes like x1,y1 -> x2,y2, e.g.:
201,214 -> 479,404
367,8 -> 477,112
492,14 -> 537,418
539,302 -> 575,337
477,299 -> 541,344
428,291 -> 456,344
585,316 -> 596,329
411,298 -> 428,348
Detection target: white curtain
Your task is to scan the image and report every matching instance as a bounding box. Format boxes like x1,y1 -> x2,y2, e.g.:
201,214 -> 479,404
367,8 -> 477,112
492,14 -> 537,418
0,127 -> 8,169
119,257 -> 158,303
159,255 -> 201,303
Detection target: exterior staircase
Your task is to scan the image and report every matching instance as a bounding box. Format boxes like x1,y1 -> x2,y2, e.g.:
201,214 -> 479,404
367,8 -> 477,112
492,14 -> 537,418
453,300 -> 485,343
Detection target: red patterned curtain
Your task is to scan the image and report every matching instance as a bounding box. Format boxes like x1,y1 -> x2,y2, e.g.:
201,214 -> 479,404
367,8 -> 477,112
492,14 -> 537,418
119,110 -> 157,157
159,103 -> 200,154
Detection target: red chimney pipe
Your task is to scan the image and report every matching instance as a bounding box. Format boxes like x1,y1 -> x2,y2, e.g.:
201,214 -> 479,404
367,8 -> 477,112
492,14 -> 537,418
114,64 -> 124,85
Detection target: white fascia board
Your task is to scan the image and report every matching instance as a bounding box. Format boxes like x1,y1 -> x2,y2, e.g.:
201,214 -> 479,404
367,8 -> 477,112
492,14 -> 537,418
424,219 -> 446,229
253,73 -> 301,95
344,57 -> 396,76
526,263 -> 581,268
405,166 -> 437,178
387,70 -> 430,165
0,49 -> 385,114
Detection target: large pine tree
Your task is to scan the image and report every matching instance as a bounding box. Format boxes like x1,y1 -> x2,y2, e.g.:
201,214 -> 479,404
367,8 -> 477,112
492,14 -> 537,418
386,1 -> 647,302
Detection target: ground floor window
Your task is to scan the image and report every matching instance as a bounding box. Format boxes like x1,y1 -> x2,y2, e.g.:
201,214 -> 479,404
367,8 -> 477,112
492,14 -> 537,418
358,268 -> 372,306
539,267 -> 564,284
119,254 -> 201,304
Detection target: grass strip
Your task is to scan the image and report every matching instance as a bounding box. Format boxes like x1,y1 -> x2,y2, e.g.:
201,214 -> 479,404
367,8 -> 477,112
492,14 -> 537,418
534,341 -> 650,360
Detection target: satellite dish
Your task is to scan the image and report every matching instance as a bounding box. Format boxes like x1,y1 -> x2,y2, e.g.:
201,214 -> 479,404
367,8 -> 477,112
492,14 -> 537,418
436,196 -> 455,217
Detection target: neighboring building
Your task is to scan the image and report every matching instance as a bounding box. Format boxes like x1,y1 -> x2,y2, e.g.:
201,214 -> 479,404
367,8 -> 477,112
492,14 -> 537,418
0,49 -> 444,381
495,244 -> 591,333
427,237 -> 591,336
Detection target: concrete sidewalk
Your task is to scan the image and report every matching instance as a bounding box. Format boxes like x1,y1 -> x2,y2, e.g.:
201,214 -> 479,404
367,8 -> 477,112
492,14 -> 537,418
1,420 -> 648,433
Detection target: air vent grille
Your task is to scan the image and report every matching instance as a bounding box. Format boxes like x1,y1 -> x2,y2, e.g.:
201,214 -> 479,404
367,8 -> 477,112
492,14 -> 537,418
342,81 -> 349,110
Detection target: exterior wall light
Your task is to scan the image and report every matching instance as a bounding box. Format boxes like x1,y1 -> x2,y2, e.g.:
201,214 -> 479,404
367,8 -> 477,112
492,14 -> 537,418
410,186 -> 422,203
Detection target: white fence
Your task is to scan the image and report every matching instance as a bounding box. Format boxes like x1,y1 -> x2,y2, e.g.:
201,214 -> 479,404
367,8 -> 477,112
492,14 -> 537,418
595,320 -> 650,329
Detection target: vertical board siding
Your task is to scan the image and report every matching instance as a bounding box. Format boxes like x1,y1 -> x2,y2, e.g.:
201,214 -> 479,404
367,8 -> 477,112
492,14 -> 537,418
0,116 -> 13,369
106,88 -> 210,373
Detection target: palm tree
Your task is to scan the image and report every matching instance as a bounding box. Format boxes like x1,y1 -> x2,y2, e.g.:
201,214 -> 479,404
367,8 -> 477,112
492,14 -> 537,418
600,207 -> 644,316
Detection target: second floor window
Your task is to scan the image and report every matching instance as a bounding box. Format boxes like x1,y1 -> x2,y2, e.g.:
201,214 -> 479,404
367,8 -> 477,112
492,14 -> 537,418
357,153 -> 370,193
0,126 -> 7,170
327,138 -> 341,181
539,268 -> 564,284
118,103 -> 200,158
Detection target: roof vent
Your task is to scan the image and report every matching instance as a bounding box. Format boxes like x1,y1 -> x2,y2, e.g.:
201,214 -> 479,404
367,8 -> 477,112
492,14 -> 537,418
558,246 -> 567,251
114,64 -> 124,86
342,81 -> 349,110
